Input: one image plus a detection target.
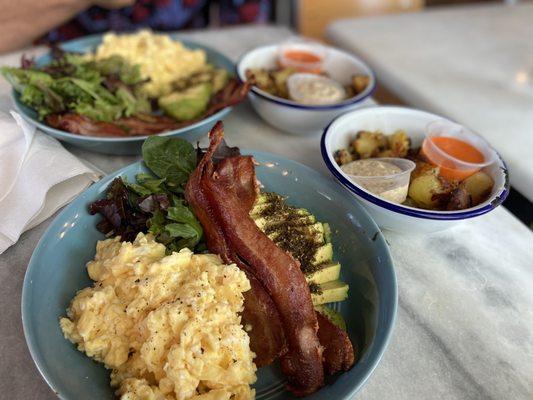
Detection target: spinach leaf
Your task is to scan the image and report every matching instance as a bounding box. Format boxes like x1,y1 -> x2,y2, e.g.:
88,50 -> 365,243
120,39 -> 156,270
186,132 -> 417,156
142,136 -> 197,191
165,223 -> 199,239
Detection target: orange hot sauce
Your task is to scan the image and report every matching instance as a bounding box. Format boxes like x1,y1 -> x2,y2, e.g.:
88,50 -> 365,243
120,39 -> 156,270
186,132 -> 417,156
422,136 -> 485,181
278,50 -> 323,73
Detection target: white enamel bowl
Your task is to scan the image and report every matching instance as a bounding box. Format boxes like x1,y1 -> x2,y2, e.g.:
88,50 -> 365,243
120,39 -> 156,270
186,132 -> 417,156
321,106 -> 510,233
236,44 -> 375,135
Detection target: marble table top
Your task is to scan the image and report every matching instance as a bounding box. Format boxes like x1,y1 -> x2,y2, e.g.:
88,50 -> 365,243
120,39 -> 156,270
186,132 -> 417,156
327,3 -> 533,202
0,25 -> 532,400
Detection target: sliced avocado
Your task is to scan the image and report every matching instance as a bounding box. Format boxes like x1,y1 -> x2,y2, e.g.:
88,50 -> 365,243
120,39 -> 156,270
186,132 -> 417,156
212,68 -> 229,93
159,82 -> 212,121
255,193 -> 270,205
251,203 -> 310,218
305,262 -> 340,284
323,223 -> 332,243
311,243 -> 333,265
254,214 -> 316,231
267,222 -> 325,244
315,304 -> 347,331
311,280 -> 349,305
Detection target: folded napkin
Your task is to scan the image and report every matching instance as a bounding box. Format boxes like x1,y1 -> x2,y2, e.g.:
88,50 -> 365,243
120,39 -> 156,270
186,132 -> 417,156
0,111 -> 101,254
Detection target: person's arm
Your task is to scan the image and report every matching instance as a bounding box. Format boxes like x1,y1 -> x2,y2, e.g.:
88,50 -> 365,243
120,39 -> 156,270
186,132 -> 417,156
0,0 -> 133,54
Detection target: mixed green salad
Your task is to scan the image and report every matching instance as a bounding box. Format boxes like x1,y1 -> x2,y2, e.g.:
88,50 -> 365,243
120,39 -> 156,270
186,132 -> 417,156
89,136 -> 204,253
1,53 -> 150,122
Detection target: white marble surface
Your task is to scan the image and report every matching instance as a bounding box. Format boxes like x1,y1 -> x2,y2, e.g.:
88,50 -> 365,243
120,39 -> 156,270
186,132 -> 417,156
0,25 -> 532,400
327,3 -> 533,202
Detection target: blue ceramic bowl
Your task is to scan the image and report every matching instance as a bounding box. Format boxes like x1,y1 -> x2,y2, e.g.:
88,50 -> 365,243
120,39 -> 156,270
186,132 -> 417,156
22,152 -> 397,399
12,34 -> 235,155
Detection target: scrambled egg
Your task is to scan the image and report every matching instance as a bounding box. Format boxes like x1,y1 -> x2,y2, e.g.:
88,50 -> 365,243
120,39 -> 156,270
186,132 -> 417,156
94,30 -> 207,97
60,233 -> 256,400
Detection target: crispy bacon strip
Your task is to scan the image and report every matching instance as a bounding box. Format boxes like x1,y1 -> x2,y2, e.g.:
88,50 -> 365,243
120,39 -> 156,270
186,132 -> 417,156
185,124 -> 287,367
187,122 -> 324,395
45,79 -> 252,137
316,312 -> 355,375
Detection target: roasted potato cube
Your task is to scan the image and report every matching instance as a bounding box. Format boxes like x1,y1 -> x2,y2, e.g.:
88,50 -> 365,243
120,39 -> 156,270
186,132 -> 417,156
460,171 -> 494,205
344,85 -> 356,98
353,131 -> 387,159
334,149 -> 354,166
408,174 -> 449,209
352,74 -> 370,94
446,187 -> 472,210
387,130 -> 410,157
377,149 -> 395,158
246,68 -> 275,93
272,67 -> 297,98
411,160 -> 439,180
402,197 -> 418,207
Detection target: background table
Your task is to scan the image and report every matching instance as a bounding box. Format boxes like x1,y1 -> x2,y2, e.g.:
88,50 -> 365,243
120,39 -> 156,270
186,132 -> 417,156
1,25 -> 532,400
328,3 -> 533,202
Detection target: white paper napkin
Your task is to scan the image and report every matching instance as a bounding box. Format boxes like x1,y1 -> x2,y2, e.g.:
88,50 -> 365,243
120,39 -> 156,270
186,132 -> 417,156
0,111 -> 102,254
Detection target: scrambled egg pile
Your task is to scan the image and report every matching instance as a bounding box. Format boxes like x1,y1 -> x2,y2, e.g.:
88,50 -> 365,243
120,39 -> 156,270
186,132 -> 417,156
94,30 -> 207,97
60,233 -> 256,400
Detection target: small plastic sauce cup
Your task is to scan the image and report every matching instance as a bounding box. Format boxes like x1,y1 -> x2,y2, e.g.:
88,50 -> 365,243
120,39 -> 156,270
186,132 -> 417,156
341,158 -> 416,204
421,120 -> 497,181
278,39 -> 326,73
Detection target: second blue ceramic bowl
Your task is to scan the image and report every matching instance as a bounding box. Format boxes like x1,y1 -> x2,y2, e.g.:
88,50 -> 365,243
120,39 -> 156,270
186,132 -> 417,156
13,34 -> 235,155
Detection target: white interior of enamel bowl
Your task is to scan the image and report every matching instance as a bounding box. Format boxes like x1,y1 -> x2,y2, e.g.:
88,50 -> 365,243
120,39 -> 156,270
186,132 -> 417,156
237,44 -> 375,102
325,106 -> 506,214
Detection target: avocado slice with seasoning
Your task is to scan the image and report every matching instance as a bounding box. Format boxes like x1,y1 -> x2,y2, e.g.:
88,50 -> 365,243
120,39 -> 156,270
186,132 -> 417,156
254,213 -> 316,231
159,82 -> 212,121
314,304 -> 347,331
251,192 -> 348,299
267,222 -> 325,244
212,68 -> 229,93
311,280 -> 349,305
305,262 -> 341,284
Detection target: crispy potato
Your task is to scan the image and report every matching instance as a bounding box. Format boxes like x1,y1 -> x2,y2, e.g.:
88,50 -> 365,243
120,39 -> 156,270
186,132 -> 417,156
408,174 -> 450,209
377,149 -> 395,158
411,160 -> 439,180
271,67 -> 297,98
446,187 -> 472,210
344,85 -> 356,98
460,171 -> 494,205
246,68 -> 275,94
387,130 -> 410,157
334,149 -> 354,166
402,197 -> 418,207
352,74 -> 370,94
352,131 -> 387,159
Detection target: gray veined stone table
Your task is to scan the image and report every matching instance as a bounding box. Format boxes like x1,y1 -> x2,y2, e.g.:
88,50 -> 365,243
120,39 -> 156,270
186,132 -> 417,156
327,3 -> 533,202
0,25 -> 532,400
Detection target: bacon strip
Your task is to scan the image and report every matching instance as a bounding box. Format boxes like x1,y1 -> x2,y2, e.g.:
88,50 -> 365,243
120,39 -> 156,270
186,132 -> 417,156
316,312 -> 355,375
186,122 -> 324,396
185,123 -> 287,367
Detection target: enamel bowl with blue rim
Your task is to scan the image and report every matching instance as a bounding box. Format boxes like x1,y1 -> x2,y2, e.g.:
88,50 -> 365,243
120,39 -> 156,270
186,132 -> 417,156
236,44 -> 375,135
321,106 -> 510,233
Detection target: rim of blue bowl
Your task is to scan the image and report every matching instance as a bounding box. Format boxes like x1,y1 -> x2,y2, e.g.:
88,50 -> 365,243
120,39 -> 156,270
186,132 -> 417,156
235,44 -> 376,110
21,152 -> 397,400
12,33 -> 236,143
320,106 -> 510,221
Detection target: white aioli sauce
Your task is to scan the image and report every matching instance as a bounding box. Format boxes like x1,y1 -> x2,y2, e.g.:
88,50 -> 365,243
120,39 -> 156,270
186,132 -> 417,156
341,160 -> 409,203
287,73 -> 345,105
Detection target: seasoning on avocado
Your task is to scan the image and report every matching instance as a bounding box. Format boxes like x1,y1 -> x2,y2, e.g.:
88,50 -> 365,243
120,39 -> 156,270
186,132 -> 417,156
255,192 -> 322,273
308,282 -> 323,295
